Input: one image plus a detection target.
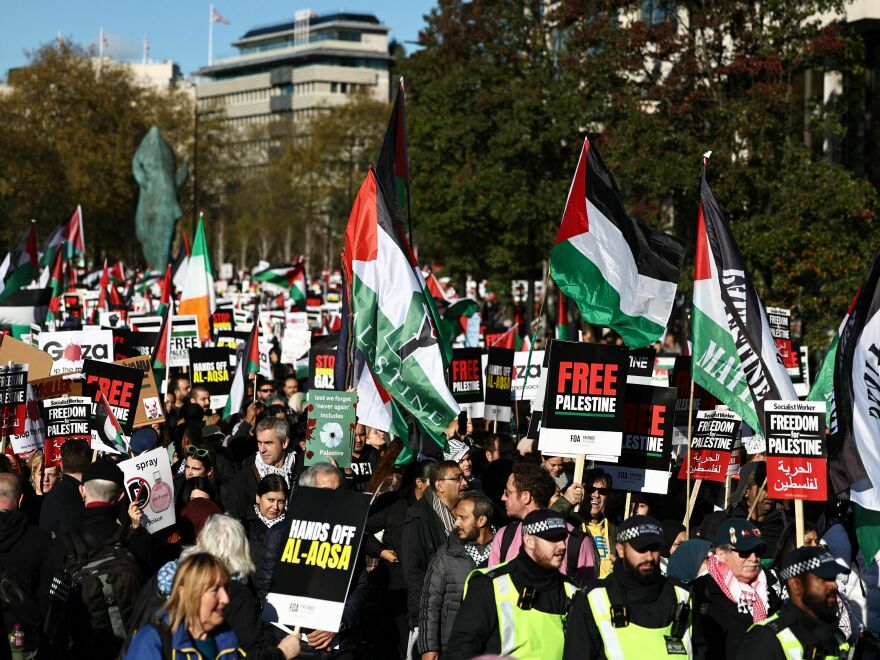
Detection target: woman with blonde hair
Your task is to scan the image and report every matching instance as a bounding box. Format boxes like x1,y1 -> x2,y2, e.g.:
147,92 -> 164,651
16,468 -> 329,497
126,552 -> 242,658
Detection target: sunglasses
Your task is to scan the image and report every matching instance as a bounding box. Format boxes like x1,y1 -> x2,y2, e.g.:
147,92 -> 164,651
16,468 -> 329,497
732,548 -> 762,559
259,388 -> 275,394
188,446 -> 211,458
589,486 -> 609,496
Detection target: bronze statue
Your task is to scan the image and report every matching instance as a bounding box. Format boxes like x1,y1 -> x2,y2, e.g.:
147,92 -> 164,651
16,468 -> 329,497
132,127 -> 188,269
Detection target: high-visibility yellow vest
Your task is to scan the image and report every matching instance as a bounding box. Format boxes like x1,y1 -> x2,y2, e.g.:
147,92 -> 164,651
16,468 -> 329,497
586,583 -> 693,658
749,613 -> 850,660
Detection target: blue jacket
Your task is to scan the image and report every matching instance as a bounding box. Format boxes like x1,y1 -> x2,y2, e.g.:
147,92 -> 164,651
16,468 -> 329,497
126,611 -> 244,660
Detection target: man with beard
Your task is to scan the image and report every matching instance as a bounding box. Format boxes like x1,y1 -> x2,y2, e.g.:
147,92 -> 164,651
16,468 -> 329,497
736,547 -> 850,659
445,509 -> 576,660
563,515 -> 700,659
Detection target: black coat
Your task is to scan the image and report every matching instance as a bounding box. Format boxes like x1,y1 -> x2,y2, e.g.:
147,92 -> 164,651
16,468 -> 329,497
363,490 -> 414,592
222,452 -> 300,520
38,474 -> 83,534
735,602 -> 844,660
0,510 -> 50,651
692,568 -> 782,659
401,492 -> 449,627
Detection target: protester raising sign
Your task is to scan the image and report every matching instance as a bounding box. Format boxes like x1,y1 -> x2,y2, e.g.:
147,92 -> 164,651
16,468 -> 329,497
119,447 -> 176,534
117,356 -> 165,428
677,409 -> 742,482
484,347 -> 514,423
83,359 -> 143,435
305,390 -> 356,468
539,341 -> 627,459
0,364 -> 27,436
189,347 -> 231,410
597,384 -> 676,494
309,347 -> 336,390
40,329 -> 113,374
765,400 -> 827,501
266,487 -> 371,631
42,396 -> 91,466
448,348 -> 484,404
169,314 -> 201,368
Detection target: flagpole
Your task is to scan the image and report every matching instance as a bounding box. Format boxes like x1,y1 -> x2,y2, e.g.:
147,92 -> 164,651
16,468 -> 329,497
208,3 -> 214,66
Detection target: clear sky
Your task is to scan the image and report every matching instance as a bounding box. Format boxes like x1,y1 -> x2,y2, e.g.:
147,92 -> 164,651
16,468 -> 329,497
0,1 -> 437,80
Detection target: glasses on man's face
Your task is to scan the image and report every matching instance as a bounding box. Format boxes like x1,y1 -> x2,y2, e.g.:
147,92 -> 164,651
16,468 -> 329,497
732,548 -> 760,559
259,388 -> 274,394
589,486 -> 609,496
503,487 -> 518,497
441,474 -> 466,483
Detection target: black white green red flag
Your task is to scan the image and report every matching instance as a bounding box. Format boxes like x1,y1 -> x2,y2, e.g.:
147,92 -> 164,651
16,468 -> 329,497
343,167 -> 459,449
222,311 -> 260,420
692,161 -> 797,436
0,220 -> 39,304
151,300 -> 173,395
39,205 -> 85,268
253,262 -> 307,309
44,246 -> 65,325
550,137 -> 685,348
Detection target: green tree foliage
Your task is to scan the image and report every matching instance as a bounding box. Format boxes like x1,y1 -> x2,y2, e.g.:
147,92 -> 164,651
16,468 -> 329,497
406,0 -> 880,346
0,43 -> 193,265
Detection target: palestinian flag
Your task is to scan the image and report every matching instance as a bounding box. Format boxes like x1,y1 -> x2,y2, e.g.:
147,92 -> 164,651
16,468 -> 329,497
178,215 -> 215,341
377,77 -> 411,226
222,310 -> 260,420
44,247 -> 65,325
550,137 -> 685,348
439,298 -> 481,347
110,260 -> 125,284
39,205 -> 85,268
0,220 -> 39,304
151,301 -> 173,395
692,159 -> 797,436
253,262 -> 307,308
157,265 -> 172,316
424,270 -> 452,305
555,289 -> 573,340
490,324 -> 530,351
92,390 -> 130,455
94,259 -> 122,318
0,288 -> 51,327
343,167 -> 460,449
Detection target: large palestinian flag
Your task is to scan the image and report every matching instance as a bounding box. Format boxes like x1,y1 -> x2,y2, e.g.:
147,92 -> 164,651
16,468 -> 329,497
39,205 -> 85,268
550,137 -> 685,348
253,262 -> 307,309
692,164 -> 797,436
0,221 -> 39,304
343,167 -> 460,448
222,313 -> 260,420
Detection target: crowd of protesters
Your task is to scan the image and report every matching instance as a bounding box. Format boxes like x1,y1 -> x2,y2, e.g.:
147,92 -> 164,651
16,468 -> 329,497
0,346 -> 878,660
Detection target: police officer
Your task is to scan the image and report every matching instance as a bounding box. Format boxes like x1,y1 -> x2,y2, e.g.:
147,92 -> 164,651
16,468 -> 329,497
564,515 -> 700,659
444,508 -> 576,660
737,547 -> 850,659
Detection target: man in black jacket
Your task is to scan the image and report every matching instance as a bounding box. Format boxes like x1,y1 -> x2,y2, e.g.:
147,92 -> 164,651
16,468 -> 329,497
737,547 -> 850,659
418,491 -> 494,659
563,515 -> 702,658
445,509 -> 576,660
38,438 -> 90,534
401,460 -> 465,656
0,473 -> 50,656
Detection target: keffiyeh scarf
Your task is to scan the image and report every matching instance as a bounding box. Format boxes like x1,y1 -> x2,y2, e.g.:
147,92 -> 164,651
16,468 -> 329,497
254,505 -> 286,529
707,553 -> 769,623
255,451 -> 296,486
426,488 -> 456,536
465,542 -> 491,567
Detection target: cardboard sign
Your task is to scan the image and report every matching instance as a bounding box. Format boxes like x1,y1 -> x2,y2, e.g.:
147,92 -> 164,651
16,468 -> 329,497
189,347 -> 231,410
42,396 -> 92,466
765,400 -> 827,501
449,348 -> 484,404
677,409 -> 742,482
512,350 -> 544,401
266,487 -> 371,631
0,364 -> 27,436
305,391 -> 356,468
40,330 -> 114,374
309,348 -> 336,390
119,447 -> 176,534
9,383 -> 45,455
627,348 -> 657,386
539,341 -> 627,458
169,315 -> 201,367
117,356 -> 166,428
30,374 -> 83,401
0,336 -> 53,379
766,307 -> 799,378
484,347 -> 514,423
671,356 -> 721,435
82,359 -> 143,435
596,385 -> 676,494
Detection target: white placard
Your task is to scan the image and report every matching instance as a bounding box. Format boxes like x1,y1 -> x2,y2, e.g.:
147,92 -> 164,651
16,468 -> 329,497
119,447 -> 176,534
40,330 -> 114,374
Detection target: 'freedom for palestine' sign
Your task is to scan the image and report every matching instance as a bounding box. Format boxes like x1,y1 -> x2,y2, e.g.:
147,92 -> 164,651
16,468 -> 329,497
765,400 -> 827,501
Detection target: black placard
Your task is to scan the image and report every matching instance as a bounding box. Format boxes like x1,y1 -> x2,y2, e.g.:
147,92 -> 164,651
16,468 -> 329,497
310,348 -> 336,390
189,347 -> 232,408
627,347 -> 657,385
484,347 -> 514,407
82,359 -> 143,434
448,348 -> 484,404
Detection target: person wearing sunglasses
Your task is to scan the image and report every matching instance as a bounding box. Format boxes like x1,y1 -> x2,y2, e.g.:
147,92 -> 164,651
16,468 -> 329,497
692,518 -> 782,659
184,444 -> 217,482
582,468 -> 616,578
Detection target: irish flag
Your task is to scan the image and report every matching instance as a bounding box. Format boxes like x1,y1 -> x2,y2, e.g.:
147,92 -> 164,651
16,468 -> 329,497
222,313 -> 260,420
253,262 -> 307,309
343,167 -> 460,448
178,215 -> 215,341
692,159 -> 796,435
550,137 -> 685,348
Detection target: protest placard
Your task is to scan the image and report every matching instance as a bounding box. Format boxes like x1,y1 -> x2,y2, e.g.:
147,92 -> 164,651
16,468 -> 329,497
42,396 -> 91,466
82,359 -> 143,435
305,390 -> 356,468
259,341 -> 273,378
538,341 -> 627,458
309,347 -> 336,390
9,383 -> 45,455
169,315 -> 201,367
512,350 -> 544,401
596,385 -> 676,494
766,307 -> 800,378
484,347 -> 514,423
113,329 -> 157,359
189,347 -> 231,410
677,409 -> 742,482
119,447 -> 176,534
281,326 -> 312,365
652,356 -> 675,387
30,374 -> 83,401
117,356 -> 165,427
211,308 -> 233,333
627,348 -> 657,386
765,400 -> 827,501
129,315 -> 162,333
216,331 -> 248,366
0,364 -> 27,437
449,348 -> 484,404
0,336 -> 53,379
266,487 -> 371,631
39,330 -> 114,374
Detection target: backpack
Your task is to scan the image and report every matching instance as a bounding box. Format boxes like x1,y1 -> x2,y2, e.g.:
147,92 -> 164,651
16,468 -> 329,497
59,526 -> 146,653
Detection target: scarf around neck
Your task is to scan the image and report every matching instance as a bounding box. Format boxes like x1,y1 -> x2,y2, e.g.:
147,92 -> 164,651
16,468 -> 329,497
465,542 -> 491,567
255,451 -> 296,485
253,504 -> 286,529
426,488 -> 456,536
707,553 -> 768,623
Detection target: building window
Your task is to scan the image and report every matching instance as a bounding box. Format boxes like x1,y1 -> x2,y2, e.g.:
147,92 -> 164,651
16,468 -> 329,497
330,82 -> 338,92
340,83 -> 347,93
